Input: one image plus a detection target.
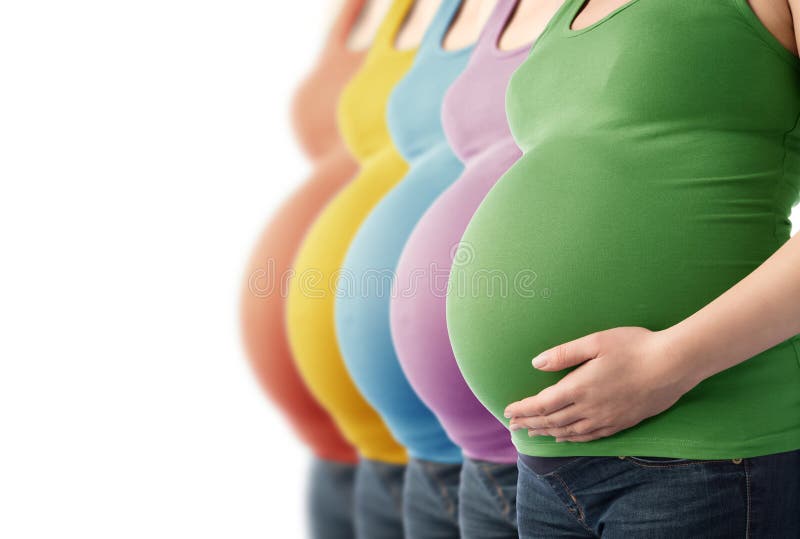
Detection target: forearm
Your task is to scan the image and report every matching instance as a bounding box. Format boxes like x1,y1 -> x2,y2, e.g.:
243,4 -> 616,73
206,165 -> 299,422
661,232 -> 800,389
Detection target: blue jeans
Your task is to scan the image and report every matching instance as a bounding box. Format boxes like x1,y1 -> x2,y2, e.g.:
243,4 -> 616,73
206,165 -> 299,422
517,449 -> 800,538
354,459 -> 405,539
307,458 -> 356,539
403,458 -> 461,538
459,458 -> 519,539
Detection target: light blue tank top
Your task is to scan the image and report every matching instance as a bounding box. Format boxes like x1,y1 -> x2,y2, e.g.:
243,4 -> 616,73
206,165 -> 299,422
335,0 -> 473,463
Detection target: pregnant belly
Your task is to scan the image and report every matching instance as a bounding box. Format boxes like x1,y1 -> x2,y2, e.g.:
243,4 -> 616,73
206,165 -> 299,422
241,148 -> 357,463
446,151 -> 787,429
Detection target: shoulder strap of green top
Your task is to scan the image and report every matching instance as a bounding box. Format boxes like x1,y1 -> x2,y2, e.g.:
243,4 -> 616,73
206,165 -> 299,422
527,0 -> 583,53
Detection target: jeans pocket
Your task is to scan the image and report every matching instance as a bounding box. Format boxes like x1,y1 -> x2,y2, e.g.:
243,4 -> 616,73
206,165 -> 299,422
624,455 -> 742,468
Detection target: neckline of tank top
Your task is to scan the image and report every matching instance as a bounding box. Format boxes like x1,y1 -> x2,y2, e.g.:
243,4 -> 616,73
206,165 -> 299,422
430,0 -> 481,58
387,0 -> 478,58
371,0 -> 421,56
328,0 -> 373,58
487,0 -> 535,59
558,0 -> 800,71
559,0 -> 642,37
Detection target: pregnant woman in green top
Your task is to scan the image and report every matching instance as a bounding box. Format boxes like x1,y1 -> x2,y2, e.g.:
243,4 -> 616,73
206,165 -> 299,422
446,0 -> 800,536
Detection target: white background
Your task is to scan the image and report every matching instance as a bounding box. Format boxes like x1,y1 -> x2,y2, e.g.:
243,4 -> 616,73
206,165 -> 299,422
1,1 -> 798,538
0,1 -> 336,537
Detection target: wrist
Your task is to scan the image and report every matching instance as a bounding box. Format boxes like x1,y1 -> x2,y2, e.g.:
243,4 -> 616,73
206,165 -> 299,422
652,326 -> 707,393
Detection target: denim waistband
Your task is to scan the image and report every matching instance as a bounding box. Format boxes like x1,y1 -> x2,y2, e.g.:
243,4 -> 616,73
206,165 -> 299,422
518,453 -> 581,475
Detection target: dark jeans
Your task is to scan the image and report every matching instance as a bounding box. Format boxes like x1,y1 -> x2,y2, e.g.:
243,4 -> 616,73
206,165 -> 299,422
354,458 -> 406,539
307,457 -> 356,539
403,458 -> 462,538
459,457 -> 519,539
517,449 -> 800,538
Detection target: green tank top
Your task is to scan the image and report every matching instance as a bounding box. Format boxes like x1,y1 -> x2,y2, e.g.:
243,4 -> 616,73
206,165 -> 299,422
447,0 -> 800,459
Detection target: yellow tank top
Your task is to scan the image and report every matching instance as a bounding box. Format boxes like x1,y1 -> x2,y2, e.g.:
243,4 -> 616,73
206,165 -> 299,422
286,0 -> 416,464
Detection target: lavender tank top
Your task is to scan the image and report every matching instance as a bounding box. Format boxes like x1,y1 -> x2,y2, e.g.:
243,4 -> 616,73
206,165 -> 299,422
390,0 -> 530,464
